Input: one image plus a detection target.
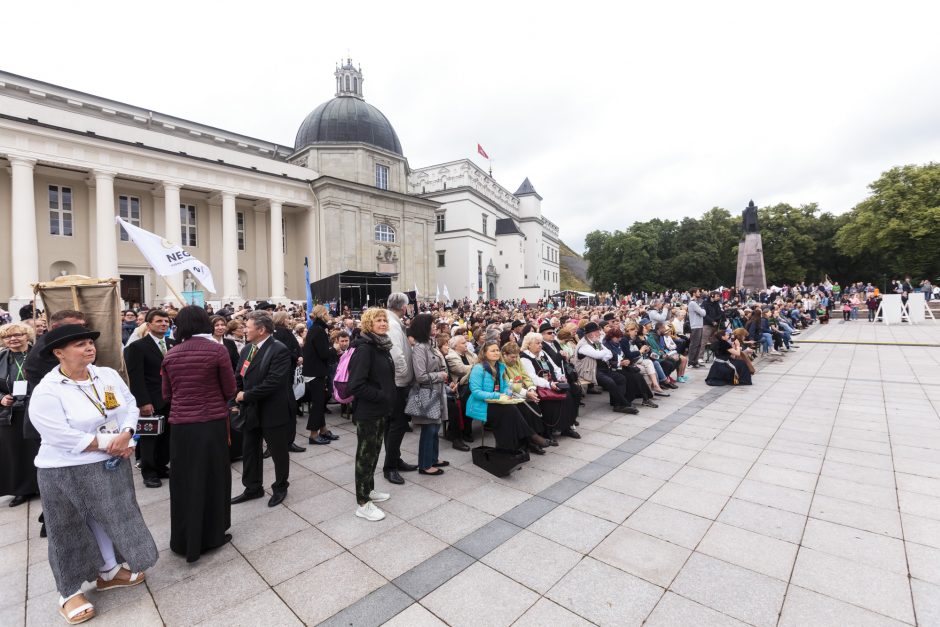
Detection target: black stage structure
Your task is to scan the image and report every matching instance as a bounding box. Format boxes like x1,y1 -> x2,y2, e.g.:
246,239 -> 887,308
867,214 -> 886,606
310,270 -> 393,311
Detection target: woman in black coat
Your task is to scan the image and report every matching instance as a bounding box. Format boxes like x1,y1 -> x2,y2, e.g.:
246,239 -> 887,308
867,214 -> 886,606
346,308 -> 397,522
303,306 -> 339,445
272,312 -> 301,420
706,327 -> 753,386
0,323 -> 39,506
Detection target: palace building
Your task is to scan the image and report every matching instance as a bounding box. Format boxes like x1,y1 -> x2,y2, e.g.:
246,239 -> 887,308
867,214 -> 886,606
0,60 -> 560,311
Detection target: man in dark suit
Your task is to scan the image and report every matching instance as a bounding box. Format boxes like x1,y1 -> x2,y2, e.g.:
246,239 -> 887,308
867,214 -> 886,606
123,309 -> 174,488
232,311 -> 293,507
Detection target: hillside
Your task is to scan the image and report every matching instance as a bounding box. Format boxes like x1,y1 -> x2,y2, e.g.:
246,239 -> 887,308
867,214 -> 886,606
559,240 -> 591,291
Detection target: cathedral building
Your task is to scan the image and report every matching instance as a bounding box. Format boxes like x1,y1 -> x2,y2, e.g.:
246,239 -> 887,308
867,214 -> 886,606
0,60 -> 560,311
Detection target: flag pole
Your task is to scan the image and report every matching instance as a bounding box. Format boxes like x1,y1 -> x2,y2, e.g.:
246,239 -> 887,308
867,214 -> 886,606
162,276 -> 185,305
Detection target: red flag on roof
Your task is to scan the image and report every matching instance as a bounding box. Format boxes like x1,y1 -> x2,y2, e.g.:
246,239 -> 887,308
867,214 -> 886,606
477,144 -> 489,159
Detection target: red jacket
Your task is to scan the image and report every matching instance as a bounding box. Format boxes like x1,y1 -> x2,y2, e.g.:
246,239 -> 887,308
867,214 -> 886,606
161,337 -> 237,424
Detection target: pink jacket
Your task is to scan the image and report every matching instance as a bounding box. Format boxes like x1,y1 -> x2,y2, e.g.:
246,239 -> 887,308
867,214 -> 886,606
161,337 -> 237,424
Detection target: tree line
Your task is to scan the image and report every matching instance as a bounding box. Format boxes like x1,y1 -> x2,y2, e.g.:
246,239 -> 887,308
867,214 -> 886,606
583,162 -> 940,292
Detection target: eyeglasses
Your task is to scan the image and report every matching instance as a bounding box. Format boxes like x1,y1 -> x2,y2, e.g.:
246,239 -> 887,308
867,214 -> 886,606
2,333 -> 27,339
543,331 -> 556,335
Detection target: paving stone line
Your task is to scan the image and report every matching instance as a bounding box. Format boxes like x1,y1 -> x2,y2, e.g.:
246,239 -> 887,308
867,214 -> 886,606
327,381 -> 741,626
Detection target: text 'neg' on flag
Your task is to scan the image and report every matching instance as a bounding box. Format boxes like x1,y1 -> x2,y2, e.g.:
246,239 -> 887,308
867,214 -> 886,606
115,216 -> 216,293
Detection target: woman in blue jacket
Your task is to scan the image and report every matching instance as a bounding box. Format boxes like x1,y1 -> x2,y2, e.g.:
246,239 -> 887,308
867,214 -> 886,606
467,340 -> 549,451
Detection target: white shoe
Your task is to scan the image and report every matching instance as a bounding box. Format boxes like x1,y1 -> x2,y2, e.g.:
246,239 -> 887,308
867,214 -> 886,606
355,501 -> 386,522
770,350 -> 782,355
369,490 -> 390,503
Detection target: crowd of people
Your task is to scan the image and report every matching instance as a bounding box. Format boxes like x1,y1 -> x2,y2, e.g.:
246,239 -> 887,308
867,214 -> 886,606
1,272 -> 921,623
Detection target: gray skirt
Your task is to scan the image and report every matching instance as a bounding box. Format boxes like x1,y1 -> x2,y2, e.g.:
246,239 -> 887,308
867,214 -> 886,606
38,459 -> 159,596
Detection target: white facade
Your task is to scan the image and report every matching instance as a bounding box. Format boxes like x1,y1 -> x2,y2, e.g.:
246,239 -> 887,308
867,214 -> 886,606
0,64 -> 437,311
408,160 -> 560,301
0,63 -> 560,312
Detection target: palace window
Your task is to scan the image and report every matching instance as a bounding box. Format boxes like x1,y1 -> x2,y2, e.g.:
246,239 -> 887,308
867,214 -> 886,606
282,217 -> 287,254
236,212 -> 246,251
180,204 -> 197,246
435,213 -> 446,233
49,185 -> 73,237
118,195 -> 140,241
375,164 -> 389,190
375,223 -> 396,243
437,251 -> 445,267
482,213 -> 488,235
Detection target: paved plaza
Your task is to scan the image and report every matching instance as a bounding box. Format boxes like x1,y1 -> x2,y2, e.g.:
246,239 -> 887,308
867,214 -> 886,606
3,320 -> 940,626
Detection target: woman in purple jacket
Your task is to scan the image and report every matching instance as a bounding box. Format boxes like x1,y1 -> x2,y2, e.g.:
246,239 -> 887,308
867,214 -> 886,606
161,306 -> 238,562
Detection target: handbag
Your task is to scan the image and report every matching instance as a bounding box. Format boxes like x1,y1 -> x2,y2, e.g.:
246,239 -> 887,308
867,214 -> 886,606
536,387 -> 566,402
136,414 -> 166,436
292,367 -> 306,400
405,384 -> 442,420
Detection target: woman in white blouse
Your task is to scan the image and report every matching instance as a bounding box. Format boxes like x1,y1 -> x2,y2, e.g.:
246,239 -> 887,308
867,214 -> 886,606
29,325 -> 158,625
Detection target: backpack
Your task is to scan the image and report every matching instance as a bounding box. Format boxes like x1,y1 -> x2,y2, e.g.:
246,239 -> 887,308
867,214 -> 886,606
332,347 -> 357,403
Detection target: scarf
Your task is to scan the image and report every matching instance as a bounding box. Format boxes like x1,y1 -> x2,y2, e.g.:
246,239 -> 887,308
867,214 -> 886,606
368,332 -> 393,352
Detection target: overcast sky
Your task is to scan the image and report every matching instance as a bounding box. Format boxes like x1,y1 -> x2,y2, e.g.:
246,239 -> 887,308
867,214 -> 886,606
4,1 -> 939,253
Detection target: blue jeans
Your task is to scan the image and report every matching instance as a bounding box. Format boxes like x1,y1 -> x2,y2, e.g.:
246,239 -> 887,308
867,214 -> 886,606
760,333 -> 773,353
418,422 -> 440,470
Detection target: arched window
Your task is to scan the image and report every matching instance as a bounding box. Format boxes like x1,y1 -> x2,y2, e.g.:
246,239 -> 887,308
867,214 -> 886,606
345,75 -> 350,91
374,223 -> 396,243
353,77 -> 358,94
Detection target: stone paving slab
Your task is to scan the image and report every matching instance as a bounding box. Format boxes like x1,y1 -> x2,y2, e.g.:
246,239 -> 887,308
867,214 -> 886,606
3,319 -> 940,625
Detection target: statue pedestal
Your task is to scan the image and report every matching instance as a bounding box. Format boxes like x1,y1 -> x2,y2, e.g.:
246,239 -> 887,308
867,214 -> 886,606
736,233 -> 767,291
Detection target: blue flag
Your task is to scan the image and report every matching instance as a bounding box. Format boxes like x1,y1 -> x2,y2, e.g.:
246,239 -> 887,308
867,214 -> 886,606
304,257 -> 314,329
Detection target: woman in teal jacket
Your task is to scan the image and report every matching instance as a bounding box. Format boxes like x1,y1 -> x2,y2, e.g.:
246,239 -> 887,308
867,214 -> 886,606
467,340 -> 548,451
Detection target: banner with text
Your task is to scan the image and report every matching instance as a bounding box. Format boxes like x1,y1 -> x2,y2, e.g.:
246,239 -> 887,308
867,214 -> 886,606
115,217 -> 216,293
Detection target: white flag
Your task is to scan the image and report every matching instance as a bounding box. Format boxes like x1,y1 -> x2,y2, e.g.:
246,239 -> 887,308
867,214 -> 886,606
436,284 -> 441,303
443,284 -> 451,303
116,217 -> 216,293
414,282 -> 420,300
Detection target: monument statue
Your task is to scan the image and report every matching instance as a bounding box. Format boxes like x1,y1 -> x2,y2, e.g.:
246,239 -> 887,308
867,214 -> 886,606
742,200 -> 759,234
736,200 -> 767,291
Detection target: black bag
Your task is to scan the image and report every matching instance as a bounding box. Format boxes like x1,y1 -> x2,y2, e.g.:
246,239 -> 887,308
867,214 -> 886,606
471,429 -> 530,477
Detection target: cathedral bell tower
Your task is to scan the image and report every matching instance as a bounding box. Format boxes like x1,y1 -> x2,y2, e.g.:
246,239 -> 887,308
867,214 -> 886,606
335,58 -> 364,99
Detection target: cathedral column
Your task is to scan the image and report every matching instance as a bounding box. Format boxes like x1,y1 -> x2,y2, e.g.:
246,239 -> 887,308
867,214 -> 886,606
220,192 -> 240,302
269,200 -> 285,300
161,182 -> 183,304
9,156 -> 38,303
94,171 -> 119,279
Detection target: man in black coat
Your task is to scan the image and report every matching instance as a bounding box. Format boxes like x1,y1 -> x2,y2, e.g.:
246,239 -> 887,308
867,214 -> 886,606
124,309 -> 174,488
233,311 -> 293,507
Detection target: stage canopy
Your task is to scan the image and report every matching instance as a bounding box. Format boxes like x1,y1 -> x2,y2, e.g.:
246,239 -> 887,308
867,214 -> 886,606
310,270 -> 393,311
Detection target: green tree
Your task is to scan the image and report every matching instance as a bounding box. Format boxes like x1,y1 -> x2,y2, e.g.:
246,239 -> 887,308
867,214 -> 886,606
835,163 -> 940,280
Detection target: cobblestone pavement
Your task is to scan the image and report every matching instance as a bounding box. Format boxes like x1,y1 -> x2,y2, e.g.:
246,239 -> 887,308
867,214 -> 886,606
3,319 -> 940,625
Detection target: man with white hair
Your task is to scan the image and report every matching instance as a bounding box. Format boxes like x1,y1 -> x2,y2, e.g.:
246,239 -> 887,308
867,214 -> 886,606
382,292 -> 418,485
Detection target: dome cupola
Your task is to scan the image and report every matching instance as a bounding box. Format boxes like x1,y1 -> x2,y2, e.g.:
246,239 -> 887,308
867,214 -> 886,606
294,59 -> 403,156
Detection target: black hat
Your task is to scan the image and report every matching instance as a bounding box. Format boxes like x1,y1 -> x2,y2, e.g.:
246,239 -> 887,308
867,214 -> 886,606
603,312 -> 615,321
539,322 -> 554,333
583,321 -> 600,334
41,324 -> 100,357
256,301 -> 276,311
510,320 -> 524,330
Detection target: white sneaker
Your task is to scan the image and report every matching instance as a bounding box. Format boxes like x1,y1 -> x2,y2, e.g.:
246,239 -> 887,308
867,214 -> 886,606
355,501 -> 386,521
770,349 -> 782,355
369,490 -> 390,503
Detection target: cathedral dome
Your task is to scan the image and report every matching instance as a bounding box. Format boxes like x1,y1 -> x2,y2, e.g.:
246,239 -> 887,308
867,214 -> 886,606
294,59 -> 403,156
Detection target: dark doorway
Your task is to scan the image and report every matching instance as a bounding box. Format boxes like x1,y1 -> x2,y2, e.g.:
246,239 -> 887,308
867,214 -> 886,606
120,275 -> 144,307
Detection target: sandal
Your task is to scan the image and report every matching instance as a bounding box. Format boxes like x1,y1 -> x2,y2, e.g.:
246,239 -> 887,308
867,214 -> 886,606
59,593 -> 95,625
96,565 -> 146,591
